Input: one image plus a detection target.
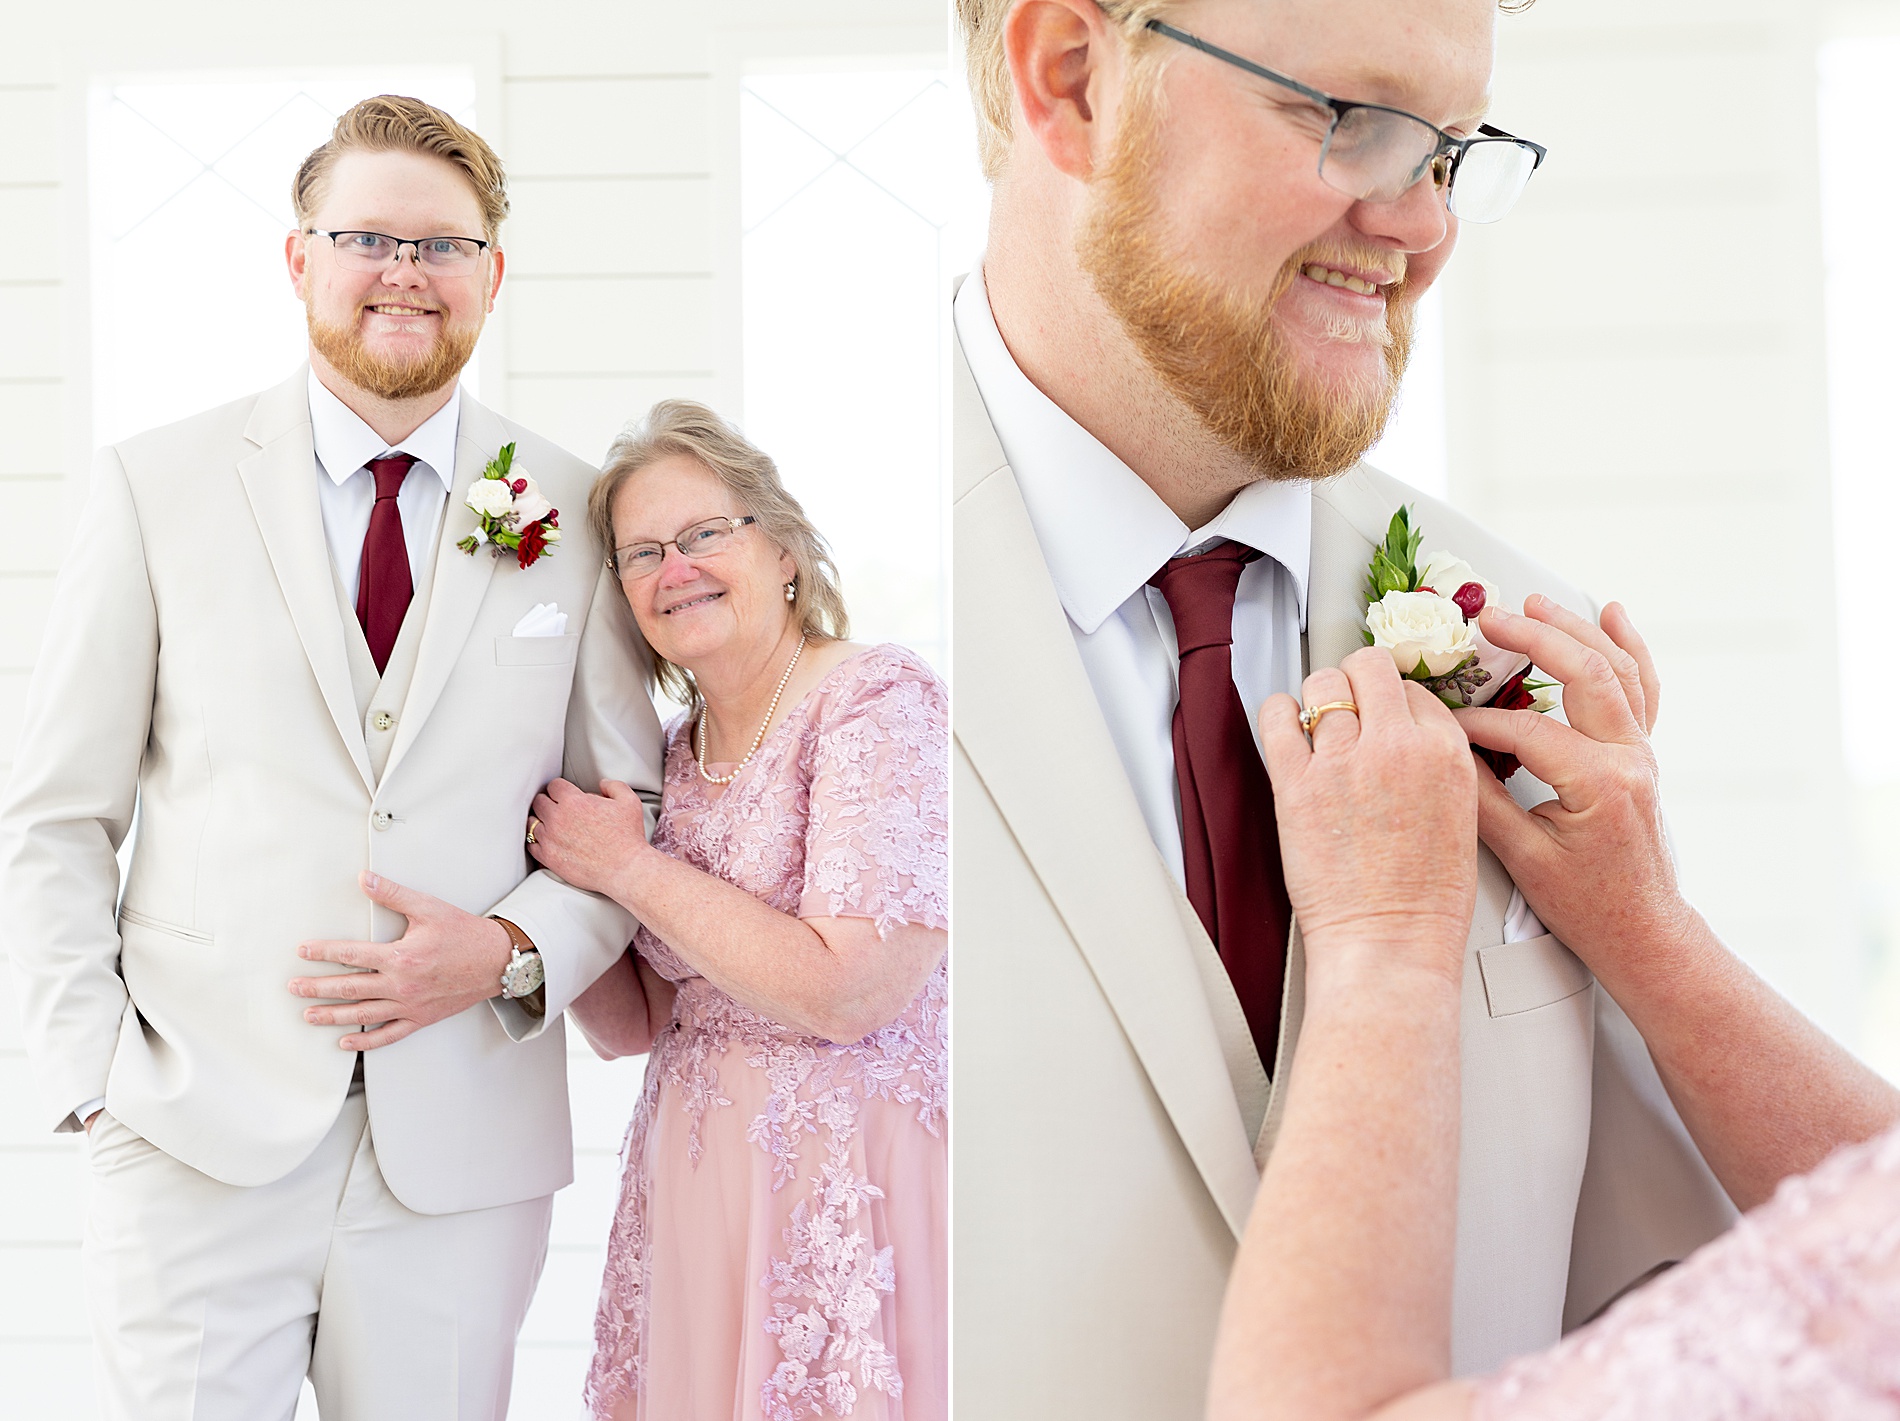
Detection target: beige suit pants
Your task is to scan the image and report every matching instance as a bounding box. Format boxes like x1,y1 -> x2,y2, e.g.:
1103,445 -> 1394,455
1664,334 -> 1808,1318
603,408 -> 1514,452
82,1082 -> 553,1421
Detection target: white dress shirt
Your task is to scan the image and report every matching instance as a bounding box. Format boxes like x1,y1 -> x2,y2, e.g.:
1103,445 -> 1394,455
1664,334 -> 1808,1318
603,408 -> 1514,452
74,374 -> 464,1131
308,370 -> 460,603
955,266 -> 1542,939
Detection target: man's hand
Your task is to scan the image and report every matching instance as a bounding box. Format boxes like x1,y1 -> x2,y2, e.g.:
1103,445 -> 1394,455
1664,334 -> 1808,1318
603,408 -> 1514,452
288,872 -> 515,1050
83,1110 -> 101,1134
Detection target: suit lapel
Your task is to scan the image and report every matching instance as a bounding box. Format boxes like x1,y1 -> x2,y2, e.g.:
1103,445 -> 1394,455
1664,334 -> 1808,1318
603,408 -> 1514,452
1251,467 -> 1517,1162
954,349 -> 1262,1239
238,371 -> 375,793
380,396 -> 503,785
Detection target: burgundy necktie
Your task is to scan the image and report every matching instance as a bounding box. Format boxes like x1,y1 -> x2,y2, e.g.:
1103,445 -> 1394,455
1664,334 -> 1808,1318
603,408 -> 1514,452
1149,541 -> 1291,1070
356,454 -> 416,674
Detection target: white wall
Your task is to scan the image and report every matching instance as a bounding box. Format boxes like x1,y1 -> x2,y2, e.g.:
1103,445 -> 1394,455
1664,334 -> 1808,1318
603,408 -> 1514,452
0,2 -> 943,1415
1439,0 -> 1862,1043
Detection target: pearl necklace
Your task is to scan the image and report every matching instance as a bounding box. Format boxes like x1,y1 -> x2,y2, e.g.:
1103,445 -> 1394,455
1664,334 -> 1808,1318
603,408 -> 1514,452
695,633 -> 808,785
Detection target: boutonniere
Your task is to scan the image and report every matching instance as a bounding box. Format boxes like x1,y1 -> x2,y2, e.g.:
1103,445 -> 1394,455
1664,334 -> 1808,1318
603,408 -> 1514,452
1362,506 -> 1557,779
456,442 -> 562,570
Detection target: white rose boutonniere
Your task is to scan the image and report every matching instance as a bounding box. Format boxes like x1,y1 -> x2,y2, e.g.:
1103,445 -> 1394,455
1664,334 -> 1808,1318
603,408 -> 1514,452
455,442 -> 563,570
1362,506 -> 1558,779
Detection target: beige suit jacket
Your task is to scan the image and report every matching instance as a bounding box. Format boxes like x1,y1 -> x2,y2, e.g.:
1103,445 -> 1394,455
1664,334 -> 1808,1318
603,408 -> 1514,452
951,338 -> 1736,1414
0,369 -> 664,1214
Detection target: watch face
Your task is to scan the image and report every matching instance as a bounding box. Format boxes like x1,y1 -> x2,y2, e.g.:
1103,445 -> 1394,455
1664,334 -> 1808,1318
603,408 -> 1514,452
504,950 -> 544,998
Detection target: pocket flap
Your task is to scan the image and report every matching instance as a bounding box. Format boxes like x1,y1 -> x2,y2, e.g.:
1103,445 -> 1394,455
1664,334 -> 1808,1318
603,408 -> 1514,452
1477,933 -> 1594,1017
494,633 -> 580,668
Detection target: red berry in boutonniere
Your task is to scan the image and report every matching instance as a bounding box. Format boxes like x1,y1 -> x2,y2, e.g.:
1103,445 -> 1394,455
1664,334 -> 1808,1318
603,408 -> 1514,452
454,442 -> 564,569
1451,581 -> 1487,620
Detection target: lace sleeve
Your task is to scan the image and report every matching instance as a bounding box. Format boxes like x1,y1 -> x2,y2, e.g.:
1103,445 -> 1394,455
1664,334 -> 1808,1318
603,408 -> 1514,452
797,650 -> 949,938
1474,1122 -> 1900,1420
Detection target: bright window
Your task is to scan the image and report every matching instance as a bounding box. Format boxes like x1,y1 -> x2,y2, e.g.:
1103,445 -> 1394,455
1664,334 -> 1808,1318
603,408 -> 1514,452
739,67 -> 988,676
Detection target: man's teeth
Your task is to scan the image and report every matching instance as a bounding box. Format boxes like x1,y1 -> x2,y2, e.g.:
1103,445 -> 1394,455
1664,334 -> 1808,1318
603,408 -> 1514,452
369,306 -> 433,315
1303,264 -> 1381,296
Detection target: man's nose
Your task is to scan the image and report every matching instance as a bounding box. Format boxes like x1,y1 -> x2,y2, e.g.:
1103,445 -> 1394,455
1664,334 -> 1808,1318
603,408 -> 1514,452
1349,171 -> 1450,254
380,250 -> 429,289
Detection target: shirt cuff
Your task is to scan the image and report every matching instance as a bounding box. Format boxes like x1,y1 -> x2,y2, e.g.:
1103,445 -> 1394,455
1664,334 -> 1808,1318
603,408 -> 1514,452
72,1097 -> 106,1131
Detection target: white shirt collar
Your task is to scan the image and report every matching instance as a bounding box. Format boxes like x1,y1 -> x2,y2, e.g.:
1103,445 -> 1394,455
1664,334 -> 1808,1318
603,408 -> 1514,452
953,265 -> 1309,636
307,369 -> 461,493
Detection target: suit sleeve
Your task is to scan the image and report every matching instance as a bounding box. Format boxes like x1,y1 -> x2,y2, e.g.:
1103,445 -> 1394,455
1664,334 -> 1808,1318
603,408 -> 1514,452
485,561 -> 665,1040
1561,987 -> 1739,1328
0,450 -> 157,1131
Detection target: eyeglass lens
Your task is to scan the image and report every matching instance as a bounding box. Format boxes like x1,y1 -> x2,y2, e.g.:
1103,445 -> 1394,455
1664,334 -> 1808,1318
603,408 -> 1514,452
328,232 -> 485,274
617,519 -> 742,579
1445,140 -> 1539,223
1317,109 -> 1537,223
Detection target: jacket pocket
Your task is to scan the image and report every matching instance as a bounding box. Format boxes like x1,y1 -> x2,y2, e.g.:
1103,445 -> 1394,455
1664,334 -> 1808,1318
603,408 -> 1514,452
494,633 -> 580,668
1476,933 -> 1593,1018
117,905 -> 212,945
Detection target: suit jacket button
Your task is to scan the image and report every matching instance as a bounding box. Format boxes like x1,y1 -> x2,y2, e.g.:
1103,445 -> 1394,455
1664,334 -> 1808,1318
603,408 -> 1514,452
371,811 -> 393,830
372,711 -> 395,732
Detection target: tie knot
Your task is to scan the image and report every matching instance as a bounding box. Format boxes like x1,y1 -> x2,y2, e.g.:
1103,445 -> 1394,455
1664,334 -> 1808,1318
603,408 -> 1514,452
367,453 -> 417,501
1149,541 -> 1258,655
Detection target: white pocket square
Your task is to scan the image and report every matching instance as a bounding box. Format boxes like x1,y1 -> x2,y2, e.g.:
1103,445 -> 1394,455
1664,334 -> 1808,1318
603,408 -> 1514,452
512,602 -> 568,637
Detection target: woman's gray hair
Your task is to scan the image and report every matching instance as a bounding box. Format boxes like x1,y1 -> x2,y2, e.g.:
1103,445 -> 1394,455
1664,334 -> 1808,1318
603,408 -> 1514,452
590,399 -> 849,706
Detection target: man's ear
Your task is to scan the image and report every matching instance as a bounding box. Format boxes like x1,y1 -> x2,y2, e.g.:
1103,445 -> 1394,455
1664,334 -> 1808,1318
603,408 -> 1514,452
1004,0 -> 1121,180
486,246 -> 505,313
286,228 -> 309,299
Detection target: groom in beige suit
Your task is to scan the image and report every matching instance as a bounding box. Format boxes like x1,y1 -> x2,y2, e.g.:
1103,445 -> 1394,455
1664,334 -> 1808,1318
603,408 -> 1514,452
952,1 -> 1737,1415
0,99 -> 662,1418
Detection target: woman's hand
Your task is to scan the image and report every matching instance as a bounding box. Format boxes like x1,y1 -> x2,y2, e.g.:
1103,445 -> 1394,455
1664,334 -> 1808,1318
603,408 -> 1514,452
1259,646 -> 1478,979
1454,597 -> 1700,977
529,778 -> 652,897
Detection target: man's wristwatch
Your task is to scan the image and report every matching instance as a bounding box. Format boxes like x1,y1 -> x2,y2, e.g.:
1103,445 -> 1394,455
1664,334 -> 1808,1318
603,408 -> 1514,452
492,916 -> 545,1001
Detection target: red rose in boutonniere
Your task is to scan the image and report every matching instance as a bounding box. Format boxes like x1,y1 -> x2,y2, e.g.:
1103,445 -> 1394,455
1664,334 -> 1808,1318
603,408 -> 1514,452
1361,506 -> 1559,780
456,442 -> 562,569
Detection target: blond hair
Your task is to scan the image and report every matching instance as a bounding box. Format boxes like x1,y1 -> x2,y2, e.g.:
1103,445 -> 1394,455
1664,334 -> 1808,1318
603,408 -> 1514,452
292,95 -> 509,241
590,401 -> 850,706
957,0 -> 1538,181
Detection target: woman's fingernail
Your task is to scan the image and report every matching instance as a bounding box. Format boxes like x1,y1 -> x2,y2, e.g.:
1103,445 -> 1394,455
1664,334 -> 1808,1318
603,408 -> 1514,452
363,872 -> 381,891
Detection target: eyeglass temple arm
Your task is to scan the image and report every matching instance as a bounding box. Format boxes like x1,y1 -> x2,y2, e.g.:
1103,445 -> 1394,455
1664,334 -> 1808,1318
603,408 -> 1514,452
1144,20 -> 1337,111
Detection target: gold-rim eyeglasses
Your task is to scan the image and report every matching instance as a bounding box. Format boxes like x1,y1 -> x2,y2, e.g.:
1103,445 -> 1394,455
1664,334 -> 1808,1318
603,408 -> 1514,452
610,515 -> 758,581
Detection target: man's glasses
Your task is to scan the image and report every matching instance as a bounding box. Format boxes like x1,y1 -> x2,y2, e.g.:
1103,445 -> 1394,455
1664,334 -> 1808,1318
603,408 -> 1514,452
307,229 -> 492,275
1146,21 -> 1547,224
611,516 -> 758,581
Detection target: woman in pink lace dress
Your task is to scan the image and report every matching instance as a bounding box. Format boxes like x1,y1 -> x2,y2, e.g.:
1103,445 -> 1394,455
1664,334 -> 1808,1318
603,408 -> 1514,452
525,402 -> 947,1421
1207,599 -> 1900,1421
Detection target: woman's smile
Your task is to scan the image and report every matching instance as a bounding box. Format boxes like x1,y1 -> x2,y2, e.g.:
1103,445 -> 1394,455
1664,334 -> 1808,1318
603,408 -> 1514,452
661,590 -> 726,616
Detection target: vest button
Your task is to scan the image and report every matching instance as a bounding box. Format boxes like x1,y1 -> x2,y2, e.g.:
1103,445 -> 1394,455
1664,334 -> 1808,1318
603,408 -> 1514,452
371,811 -> 393,831
372,711 -> 395,732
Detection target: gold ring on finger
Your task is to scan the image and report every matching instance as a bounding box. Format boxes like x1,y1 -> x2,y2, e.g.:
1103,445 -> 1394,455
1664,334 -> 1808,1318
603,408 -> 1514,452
526,816 -> 540,846
1300,700 -> 1359,736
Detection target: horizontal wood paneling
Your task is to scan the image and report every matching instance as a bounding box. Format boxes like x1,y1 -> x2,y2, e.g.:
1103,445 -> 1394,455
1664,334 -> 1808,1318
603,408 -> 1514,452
506,176 -> 714,275
507,76 -> 713,176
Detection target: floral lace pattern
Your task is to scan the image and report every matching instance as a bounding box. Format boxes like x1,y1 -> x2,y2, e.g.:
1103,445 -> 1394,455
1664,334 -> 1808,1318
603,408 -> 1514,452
585,645 -> 949,1421
1476,1121 -> 1900,1420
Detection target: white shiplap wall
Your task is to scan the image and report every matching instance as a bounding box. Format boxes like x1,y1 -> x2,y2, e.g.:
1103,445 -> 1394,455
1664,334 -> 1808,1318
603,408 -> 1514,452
1440,0 -> 1863,1041
0,2 -> 942,1416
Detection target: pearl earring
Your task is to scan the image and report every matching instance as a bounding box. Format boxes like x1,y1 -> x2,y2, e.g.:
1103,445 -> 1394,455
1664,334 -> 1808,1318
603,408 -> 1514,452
784,581 -> 796,603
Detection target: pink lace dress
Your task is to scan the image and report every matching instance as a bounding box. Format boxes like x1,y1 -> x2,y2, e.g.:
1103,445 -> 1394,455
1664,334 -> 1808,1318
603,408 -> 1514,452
1475,1120 -> 1900,1418
584,645 -> 948,1421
